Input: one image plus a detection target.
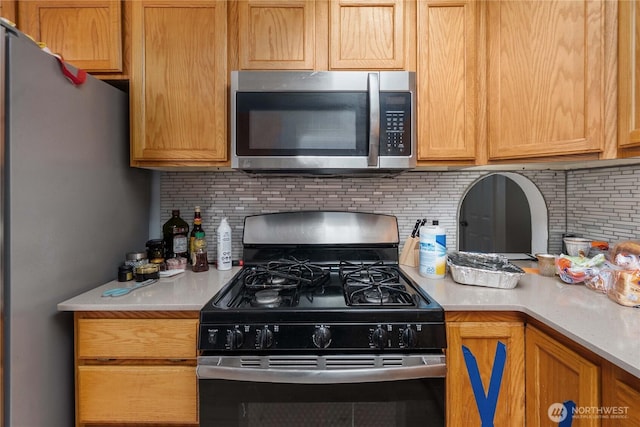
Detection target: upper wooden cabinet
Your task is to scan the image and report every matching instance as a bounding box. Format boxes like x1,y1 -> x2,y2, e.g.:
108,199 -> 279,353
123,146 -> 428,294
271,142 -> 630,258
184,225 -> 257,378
17,0 -> 124,75
484,0 -> 606,161
235,0 -> 318,70
1,0 -> 17,23
129,0 -> 228,168
329,0 -> 406,69
618,0 -> 640,149
416,0 -> 477,163
232,0 -> 411,70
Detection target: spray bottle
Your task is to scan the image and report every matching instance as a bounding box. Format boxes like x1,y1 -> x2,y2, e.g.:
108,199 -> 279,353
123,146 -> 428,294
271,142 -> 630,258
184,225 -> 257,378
217,217 -> 232,270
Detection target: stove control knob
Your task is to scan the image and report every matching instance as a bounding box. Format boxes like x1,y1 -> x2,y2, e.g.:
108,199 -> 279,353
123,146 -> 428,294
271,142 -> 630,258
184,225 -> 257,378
257,326 -> 274,349
226,327 -> 244,350
402,327 -> 418,348
207,329 -> 218,345
312,326 -> 332,349
372,327 -> 388,350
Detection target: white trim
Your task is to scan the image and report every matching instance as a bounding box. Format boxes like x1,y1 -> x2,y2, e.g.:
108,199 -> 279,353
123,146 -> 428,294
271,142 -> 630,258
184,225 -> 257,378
457,172 -> 548,254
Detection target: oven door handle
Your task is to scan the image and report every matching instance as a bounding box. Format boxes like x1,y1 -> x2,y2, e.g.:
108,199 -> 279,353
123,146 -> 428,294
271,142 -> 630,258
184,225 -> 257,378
197,357 -> 445,384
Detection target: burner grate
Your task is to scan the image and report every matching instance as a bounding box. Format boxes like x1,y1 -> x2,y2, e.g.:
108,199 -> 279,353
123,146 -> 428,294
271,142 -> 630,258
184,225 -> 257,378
243,257 -> 330,291
340,261 -> 416,307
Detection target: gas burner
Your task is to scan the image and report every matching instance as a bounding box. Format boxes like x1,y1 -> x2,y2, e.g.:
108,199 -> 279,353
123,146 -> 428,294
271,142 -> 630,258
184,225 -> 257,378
243,257 -> 330,290
251,289 -> 282,308
340,260 -> 415,307
363,288 -> 390,304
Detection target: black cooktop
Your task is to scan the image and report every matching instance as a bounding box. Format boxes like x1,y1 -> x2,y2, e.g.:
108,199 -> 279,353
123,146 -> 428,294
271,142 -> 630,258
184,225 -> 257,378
200,259 -> 444,324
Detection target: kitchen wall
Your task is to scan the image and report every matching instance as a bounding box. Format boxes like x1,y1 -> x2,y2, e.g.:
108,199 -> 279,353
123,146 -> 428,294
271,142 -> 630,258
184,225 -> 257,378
159,169 -> 568,260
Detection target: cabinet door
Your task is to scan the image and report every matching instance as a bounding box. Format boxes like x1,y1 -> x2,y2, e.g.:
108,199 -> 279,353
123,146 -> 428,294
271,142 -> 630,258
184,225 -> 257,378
486,0 -> 604,160
130,0 -> 227,167
17,0 -> 122,73
77,365 -> 197,424
602,362 -> 640,427
446,321 -> 525,427
417,0 -> 476,162
77,318 -> 198,359
329,0 -> 405,69
526,325 -> 600,427
237,0 -> 317,69
618,0 -> 640,148
1,0 -> 16,23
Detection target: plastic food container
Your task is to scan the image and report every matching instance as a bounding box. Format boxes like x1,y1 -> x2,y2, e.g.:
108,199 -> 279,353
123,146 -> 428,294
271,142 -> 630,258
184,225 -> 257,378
563,237 -> 592,257
447,252 -> 525,289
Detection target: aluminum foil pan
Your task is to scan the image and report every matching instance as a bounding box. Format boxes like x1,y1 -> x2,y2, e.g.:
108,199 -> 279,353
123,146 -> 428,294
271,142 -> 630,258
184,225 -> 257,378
447,252 -> 525,289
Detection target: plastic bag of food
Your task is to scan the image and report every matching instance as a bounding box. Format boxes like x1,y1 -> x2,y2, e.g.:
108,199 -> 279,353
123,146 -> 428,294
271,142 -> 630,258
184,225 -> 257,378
613,253 -> 640,270
555,254 -> 606,284
583,263 -> 620,293
607,270 -> 640,307
610,240 -> 640,259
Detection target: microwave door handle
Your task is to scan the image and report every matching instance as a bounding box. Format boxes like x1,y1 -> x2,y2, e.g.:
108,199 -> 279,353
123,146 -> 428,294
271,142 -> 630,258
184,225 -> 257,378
367,73 -> 380,167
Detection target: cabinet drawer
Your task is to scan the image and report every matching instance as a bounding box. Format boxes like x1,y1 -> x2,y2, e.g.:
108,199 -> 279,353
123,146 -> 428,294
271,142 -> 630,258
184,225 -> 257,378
77,318 -> 198,359
77,365 -> 197,424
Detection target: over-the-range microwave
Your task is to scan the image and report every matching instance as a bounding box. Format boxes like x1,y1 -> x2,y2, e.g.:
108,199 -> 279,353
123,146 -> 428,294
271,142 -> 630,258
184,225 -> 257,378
231,70 -> 416,175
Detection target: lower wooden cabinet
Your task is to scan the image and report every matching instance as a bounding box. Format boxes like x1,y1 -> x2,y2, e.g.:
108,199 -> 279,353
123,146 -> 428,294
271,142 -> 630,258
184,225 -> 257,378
525,325 -> 600,427
70,310 -> 640,427
74,312 -> 199,427
602,362 -> 640,427
445,312 -> 525,427
77,365 -> 196,424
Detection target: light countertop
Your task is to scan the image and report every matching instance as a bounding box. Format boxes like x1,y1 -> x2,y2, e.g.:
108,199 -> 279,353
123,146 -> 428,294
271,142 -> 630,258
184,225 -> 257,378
58,265 -> 640,379
57,267 -> 242,311
403,266 -> 640,379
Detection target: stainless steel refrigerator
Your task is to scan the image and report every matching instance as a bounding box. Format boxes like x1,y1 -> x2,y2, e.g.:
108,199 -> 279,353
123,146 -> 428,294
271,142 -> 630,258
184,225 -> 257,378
0,23 -> 151,426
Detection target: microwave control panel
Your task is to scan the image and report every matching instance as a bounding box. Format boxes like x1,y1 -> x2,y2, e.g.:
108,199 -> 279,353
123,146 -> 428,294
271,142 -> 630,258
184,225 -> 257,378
380,92 -> 412,156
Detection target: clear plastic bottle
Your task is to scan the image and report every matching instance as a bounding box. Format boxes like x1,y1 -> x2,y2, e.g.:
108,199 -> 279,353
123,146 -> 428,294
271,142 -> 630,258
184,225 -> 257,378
419,220 -> 447,279
217,217 -> 232,270
192,231 -> 209,273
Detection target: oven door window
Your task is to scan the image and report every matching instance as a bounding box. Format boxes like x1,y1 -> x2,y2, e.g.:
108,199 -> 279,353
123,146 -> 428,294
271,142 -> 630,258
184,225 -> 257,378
236,92 -> 369,156
199,378 -> 444,427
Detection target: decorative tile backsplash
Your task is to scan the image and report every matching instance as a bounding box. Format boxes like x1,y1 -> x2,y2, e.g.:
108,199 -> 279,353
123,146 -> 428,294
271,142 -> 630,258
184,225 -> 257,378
566,165 -> 640,244
158,169 -> 570,260
157,164 -> 640,261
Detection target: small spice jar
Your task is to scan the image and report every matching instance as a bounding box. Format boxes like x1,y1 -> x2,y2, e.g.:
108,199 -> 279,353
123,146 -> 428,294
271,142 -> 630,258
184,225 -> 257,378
125,252 -> 148,269
134,263 -> 160,282
146,239 -> 165,264
118,264 -> 134,282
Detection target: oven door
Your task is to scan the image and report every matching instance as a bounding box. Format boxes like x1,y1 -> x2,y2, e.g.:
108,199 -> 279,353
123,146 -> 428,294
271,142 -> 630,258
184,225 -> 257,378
198,354 -> 445,427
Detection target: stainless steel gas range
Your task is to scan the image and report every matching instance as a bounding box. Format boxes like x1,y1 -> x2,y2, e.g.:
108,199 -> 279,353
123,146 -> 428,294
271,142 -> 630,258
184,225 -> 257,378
197,211 -> 447,427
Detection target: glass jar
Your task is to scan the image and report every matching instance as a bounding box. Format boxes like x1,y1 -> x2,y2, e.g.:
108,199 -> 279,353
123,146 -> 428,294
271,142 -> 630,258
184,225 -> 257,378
125,252 -> 148,269
134,263 -> 160,282
118,264 -> 134,282
146,239 -> 165,264
192,231 -> 209,273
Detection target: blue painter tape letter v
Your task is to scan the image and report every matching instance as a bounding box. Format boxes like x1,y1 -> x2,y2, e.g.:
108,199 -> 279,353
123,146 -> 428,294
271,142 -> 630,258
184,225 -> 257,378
462,341 -> 507,427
